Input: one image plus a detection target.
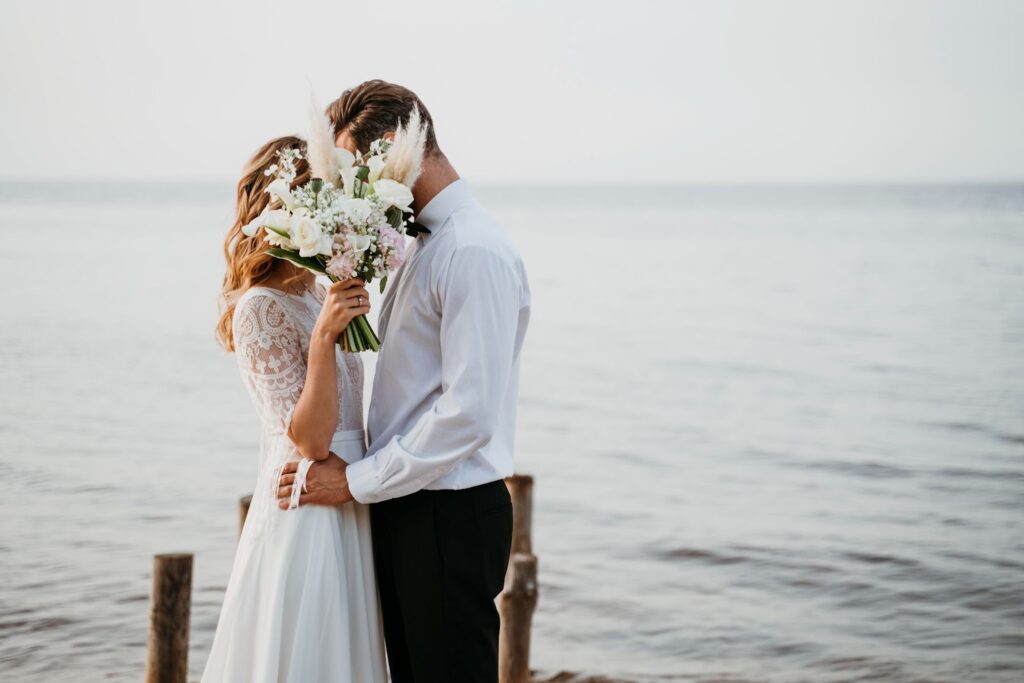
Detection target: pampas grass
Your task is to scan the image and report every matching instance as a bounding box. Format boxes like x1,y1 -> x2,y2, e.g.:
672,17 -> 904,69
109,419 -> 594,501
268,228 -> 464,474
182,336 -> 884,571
307,93 -> 339,183
382,107 -> 428,188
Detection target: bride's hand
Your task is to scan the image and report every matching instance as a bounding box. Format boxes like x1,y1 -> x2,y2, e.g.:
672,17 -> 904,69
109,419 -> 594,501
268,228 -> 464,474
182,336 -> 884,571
276,453 -> 354,508
313,279 -> 371,340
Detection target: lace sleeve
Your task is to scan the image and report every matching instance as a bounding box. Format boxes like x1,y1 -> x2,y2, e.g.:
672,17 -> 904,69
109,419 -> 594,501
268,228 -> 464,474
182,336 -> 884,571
234,293 -> 306,434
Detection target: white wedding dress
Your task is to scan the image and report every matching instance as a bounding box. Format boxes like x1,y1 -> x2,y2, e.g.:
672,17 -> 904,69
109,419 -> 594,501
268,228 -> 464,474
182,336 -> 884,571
201,285 -> 387,683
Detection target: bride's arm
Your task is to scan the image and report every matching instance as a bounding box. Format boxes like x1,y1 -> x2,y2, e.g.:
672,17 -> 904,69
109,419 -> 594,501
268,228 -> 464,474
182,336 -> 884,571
286,279 -> 370,461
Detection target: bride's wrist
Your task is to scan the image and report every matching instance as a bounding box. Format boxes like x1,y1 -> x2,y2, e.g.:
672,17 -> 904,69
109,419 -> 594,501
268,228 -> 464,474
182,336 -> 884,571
311,325 -> 339,348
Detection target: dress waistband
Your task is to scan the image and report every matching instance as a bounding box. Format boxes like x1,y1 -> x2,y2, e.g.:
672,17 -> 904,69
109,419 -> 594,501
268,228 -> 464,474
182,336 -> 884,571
329,429 -> 367,464
265,428 -> 367,464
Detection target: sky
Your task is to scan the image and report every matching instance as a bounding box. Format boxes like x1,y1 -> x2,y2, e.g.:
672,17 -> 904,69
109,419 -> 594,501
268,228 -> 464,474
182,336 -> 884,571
1,0 -> 1023,184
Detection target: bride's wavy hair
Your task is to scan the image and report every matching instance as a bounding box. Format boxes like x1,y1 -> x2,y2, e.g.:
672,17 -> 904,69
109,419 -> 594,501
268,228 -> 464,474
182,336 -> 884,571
216,135 -> 311,352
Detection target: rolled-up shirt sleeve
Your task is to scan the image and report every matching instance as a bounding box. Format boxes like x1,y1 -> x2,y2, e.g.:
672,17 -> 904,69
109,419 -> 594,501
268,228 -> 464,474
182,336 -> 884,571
346,245 -> 523,504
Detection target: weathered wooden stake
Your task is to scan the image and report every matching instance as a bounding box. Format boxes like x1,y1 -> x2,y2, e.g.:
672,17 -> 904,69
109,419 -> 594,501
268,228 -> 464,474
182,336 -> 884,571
499,552 -> 539,683
145,553 -> 193,683
501,475 -> 537,683
505,474 -> 534,555
239,494 -> 252,536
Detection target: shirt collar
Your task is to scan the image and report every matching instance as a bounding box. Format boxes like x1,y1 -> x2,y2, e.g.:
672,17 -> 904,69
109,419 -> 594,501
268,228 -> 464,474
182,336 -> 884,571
415,179 -> 473,236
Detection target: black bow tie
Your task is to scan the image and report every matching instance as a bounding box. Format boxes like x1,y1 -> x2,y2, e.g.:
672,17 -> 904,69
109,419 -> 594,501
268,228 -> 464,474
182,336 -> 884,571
405,221 -> 431,238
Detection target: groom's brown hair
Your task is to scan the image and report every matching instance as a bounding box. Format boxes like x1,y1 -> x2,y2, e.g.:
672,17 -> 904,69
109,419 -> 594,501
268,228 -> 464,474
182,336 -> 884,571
326,80 -> 439,155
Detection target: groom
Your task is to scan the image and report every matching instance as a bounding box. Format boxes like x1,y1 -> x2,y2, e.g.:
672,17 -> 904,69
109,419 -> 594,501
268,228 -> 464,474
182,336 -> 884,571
277,80 -> 531,682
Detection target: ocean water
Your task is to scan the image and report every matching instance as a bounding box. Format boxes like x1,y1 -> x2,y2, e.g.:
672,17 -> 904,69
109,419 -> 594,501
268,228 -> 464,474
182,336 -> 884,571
0,182 -> 1022,682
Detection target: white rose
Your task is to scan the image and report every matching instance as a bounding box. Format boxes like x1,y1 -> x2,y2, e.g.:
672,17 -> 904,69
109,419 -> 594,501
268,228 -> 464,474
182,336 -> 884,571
266,178 -> 297,211
339,197 -> 372,224
291,216 -> 332,257
373,178 -> 413,212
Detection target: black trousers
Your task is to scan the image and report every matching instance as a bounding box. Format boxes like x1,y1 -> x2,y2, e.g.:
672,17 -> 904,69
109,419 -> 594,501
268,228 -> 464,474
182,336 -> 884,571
370,480 -> 513,683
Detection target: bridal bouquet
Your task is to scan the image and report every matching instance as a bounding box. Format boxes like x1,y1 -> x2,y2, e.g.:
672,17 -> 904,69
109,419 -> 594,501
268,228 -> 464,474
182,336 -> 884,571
243,107 -> 428,352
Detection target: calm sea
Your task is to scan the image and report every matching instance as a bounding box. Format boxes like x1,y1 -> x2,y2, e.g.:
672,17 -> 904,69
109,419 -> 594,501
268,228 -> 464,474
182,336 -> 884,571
1,182 -> 1022,682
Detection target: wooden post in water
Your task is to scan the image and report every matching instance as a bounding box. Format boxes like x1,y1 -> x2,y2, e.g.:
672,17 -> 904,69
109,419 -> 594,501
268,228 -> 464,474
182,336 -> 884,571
144,553 -> 193,683
239,494 -> 252,536
499,553 -> 539,683
505,474 -> 534,555
500,474 -> 538,683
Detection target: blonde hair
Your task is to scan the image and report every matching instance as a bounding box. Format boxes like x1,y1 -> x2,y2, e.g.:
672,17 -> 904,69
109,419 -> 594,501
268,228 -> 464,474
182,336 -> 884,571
216,136 -> 310,351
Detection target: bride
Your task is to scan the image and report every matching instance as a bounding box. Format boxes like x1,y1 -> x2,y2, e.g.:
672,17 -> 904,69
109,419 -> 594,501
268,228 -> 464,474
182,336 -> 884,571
205,135 -> 387,682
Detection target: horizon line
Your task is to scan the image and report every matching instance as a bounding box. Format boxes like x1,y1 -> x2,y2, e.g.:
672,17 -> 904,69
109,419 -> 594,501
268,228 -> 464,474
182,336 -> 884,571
1,177 -> 1023,188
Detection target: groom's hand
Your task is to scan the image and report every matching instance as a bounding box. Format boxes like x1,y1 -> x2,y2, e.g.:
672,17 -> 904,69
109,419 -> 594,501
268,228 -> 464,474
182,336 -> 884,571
277,453 -> 354,508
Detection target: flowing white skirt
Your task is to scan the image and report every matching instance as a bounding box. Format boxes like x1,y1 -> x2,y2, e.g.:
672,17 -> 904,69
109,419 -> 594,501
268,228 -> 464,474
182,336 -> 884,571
200,430 -> 387,683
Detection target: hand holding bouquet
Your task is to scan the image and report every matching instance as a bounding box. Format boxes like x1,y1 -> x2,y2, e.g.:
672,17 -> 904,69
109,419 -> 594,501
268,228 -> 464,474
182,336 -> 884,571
242,106 -> 428,352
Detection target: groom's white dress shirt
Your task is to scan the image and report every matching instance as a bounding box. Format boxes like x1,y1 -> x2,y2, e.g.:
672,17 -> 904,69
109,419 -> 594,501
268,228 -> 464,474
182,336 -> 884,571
346,179 -> 531,504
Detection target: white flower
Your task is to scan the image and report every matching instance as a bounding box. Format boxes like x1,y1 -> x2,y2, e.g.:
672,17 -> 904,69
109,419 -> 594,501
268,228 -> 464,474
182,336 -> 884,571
334,147 -> 356,170
339,166 -> 358,197
242,209 -> 291,237
266,178 -> 297,211
373,178 -> 414,212
262,209 -> 291,231
242,214 -> 264,237
348,233 -> 373,253
290,215 -> 332,257
338,197 -> 372,224
367,155 -> 385,183
264,230 -> 295,250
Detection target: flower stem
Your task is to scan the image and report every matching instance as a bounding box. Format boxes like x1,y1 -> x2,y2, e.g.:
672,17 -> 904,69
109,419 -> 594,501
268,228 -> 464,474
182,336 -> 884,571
352,324 -> 363,353
354,314 -> 380,352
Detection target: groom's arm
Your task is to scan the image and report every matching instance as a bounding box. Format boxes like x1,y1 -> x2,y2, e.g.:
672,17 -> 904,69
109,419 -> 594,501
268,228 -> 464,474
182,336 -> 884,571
346,245 -> 523,504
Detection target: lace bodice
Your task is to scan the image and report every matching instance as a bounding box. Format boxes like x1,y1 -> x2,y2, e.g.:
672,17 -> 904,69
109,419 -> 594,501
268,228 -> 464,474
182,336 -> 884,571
233,285 -> 364,438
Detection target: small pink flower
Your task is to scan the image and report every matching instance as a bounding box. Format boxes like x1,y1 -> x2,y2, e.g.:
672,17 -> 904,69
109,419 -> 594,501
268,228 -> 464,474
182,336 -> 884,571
379,226 -> 406,271
326,252 -> 357,279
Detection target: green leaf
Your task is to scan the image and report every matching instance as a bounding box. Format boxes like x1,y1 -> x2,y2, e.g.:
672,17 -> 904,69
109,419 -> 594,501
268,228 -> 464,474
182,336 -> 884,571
386,206 -> 403,229
379,276 -> 388,294
266,226 -> 290,239
267,249 -> 327,274
356,166 -> 370,182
